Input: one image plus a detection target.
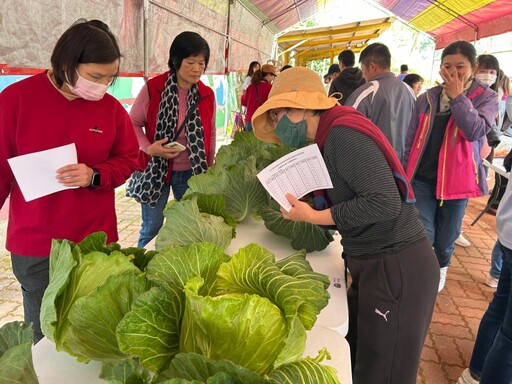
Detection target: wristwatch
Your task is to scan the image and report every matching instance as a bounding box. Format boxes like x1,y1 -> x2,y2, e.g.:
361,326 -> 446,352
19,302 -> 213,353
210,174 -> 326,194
90,168 -> 101,187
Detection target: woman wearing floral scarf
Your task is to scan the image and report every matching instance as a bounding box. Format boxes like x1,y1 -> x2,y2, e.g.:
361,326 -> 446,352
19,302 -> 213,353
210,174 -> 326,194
403,40 -> 498,292
127,31 -> 216,247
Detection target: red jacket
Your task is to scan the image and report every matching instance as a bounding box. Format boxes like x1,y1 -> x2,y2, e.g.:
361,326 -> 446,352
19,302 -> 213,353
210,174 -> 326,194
135,71 -> 215,174
242,81 -> 272,124
0,72 -> 139,255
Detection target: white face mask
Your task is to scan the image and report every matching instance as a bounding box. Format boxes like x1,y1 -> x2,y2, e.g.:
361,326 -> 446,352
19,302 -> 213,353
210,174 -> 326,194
67,71 -> 111,101
475,73 -> 497,86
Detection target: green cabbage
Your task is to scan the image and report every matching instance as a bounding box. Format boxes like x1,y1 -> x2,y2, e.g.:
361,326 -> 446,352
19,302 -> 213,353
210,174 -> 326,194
259,202 -> 334,252
183,157 -> 268,222
265,348 -> 340,384
156,197 -> 234,251
180,277 -> 288,375
0,321 -> 38,384
40,233 -> 150,361
154,352 -> 269,383
39,235 -> 339,383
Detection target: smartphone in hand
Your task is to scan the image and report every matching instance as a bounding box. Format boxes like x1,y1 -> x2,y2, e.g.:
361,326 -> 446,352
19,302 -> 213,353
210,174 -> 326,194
163,141 -> 187,151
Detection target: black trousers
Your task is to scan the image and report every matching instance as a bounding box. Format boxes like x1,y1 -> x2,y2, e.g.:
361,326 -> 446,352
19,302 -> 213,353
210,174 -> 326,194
11,254 -> 49,344
346,237 -> 439,384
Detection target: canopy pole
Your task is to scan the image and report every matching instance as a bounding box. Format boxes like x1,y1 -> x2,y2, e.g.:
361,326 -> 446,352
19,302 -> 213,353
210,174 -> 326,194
143,0 -> 149,81
225,0 -> 233,74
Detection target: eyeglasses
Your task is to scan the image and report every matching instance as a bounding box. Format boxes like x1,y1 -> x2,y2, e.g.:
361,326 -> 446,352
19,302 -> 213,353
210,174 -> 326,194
270,109 -> 287,125
269,108 -> 297,126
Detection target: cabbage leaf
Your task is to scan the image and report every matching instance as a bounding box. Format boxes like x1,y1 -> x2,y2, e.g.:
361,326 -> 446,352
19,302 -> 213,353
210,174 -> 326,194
213,132 -> 295,172
155,352 -> 270,384
266,348 -> 339,384
63,272 -> 151,361
0,321 -> 38,384
215,244 -> 330,330
100,359 -> 152,384
259,202 -> 334,252
180,277 -> 288,375
40,234 -> 145,359
155,197 -> 233,251
117,243 -> 230,373
183,157 -> 268,222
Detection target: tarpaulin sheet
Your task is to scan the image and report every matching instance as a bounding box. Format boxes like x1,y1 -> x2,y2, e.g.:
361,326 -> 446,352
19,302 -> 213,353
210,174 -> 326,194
374,0 -> 512,49
0,0 -> 276,74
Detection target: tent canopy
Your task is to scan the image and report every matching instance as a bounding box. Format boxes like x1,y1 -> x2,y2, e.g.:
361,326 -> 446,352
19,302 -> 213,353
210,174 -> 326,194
277,17 -> 392,65
373,0 -> 512,49
240,0 -> 327,33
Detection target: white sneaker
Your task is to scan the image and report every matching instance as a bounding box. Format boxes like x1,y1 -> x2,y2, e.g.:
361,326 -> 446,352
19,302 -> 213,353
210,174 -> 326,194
457,368 -> 480,384
455,233 -> 471,247
485,275 -> 499,288
439,266 -> 448,292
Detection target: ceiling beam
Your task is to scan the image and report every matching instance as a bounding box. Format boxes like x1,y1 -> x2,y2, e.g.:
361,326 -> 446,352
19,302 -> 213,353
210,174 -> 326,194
278,22 -> 391,43
297,46 -> 365,62
281,33 -> 379,49
294,45 -> 365,58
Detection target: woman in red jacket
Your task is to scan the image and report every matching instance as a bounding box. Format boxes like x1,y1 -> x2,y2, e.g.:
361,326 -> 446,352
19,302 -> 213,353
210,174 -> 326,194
0,19 -> 139,343
241,64 -> 277,131
126,31 -> 216,248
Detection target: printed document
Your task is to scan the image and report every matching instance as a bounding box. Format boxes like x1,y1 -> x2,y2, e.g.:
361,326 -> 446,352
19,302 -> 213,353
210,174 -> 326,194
8,143 -> 78,202
257,144 -> 333,211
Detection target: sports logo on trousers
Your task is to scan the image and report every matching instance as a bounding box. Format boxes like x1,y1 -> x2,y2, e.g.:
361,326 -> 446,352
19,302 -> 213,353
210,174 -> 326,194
375,308 -> 390,321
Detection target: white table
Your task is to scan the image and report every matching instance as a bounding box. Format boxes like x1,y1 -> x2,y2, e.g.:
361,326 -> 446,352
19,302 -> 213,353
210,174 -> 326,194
226,216 -> 348,336
33,328 -> 351,384
483,158 -> 510,179
472,159 -> 510,225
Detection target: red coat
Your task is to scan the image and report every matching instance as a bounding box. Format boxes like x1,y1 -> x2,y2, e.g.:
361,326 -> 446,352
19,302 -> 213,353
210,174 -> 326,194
241,81 -> 272,124
0,72 -> 139,255
135,71 -> 215,174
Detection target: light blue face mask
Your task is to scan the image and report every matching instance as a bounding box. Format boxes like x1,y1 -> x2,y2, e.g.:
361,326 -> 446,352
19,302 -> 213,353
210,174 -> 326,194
274,112 -> 308,147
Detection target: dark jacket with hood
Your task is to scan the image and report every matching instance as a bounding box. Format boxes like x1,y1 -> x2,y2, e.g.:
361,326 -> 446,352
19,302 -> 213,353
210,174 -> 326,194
328,67 -> 365,105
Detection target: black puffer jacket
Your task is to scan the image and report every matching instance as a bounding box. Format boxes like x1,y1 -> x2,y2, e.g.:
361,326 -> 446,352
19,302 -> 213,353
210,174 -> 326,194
328,67 -> 365,105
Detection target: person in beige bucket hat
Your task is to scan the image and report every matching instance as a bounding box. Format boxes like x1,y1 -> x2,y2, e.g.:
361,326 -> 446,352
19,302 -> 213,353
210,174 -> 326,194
252,66 -> 439,384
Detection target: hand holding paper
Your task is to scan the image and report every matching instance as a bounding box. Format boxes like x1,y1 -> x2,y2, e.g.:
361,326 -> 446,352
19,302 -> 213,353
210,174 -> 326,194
7,143 -> 79,202
256,144 -> 333,212
56,163 -> 94,188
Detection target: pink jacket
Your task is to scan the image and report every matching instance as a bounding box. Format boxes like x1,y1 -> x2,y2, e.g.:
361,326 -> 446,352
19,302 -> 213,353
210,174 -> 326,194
404,80 -> 498,201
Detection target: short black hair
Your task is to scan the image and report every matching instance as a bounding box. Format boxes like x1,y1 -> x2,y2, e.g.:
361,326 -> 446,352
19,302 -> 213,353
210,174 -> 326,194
280,65 -> 292,72
338,49 -> 355,67
359,43 -> 391,70
51,19 -> 121,88
168,31 -> 210,73
441,41 -> 477,67
403,73 -> 423,88
400,64 -> 408,72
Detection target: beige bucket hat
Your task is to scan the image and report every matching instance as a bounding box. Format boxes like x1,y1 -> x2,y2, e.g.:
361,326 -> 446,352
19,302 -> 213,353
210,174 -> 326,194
252,66 -> 339,143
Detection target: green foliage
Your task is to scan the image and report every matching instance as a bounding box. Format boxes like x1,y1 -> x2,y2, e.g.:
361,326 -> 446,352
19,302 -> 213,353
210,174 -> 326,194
0,321 -> 38,384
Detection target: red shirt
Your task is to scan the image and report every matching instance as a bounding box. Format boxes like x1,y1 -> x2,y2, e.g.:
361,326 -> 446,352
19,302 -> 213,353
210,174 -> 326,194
0,72 -> 139,256
242,81 -> 272,124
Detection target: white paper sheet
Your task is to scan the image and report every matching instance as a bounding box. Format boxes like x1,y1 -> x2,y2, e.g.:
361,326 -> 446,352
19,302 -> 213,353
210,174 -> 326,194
257,144 -> 333,211
7,143 -> 78,202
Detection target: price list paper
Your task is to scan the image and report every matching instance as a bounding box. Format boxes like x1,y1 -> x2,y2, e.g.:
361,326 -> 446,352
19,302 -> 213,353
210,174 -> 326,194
257,144 -> 333,212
